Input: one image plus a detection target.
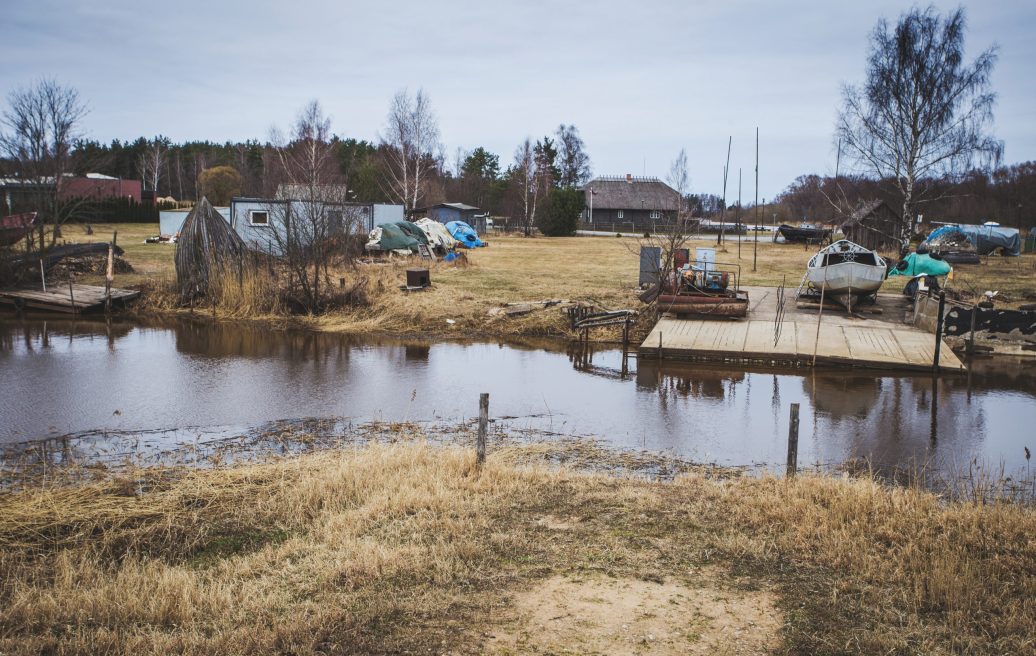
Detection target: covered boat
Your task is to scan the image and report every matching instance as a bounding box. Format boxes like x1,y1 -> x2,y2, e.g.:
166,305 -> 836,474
777,223 -> 832,244
806,239 -> 887,308
0,212 -> 38,246
445,220 -> 484,248
414,218 -> 456,253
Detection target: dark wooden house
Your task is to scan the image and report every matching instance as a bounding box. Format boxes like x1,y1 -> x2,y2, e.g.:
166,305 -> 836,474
841,200 -> 902,252
582,175 -> 681,232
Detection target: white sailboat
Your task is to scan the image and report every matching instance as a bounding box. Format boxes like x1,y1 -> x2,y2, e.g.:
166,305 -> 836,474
806,239 -> 887,309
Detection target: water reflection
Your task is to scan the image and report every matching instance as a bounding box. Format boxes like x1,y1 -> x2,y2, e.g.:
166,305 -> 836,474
0,317 -> 1032,479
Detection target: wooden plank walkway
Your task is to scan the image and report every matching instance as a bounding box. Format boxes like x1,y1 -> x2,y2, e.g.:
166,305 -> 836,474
639,286 -> 965,373
0,284 -> 140,314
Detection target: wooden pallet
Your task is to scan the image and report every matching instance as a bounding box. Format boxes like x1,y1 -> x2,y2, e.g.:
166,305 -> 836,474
0,284 -> 140,314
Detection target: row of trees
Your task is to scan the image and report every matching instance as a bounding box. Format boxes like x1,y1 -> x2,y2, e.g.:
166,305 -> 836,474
776,162 -> 1036,229
0,82 -> 597,235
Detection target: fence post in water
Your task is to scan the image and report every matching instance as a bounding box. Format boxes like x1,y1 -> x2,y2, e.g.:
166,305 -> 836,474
967,300 -> 978,355
476,393 -> 489,467
68,279 -> 76,313
786,403 -> 800,477
933,291 -> 946,371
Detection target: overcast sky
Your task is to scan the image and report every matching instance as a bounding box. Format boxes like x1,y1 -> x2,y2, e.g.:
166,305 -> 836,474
2,0 -> 1034,199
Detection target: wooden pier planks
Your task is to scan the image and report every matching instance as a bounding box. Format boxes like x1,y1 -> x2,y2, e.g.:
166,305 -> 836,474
0,284 -> 140,314
641,316 -> 964,373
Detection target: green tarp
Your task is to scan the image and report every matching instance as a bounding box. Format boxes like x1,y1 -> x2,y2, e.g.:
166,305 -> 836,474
372,221 -> 430,251
889,252 -> 952,277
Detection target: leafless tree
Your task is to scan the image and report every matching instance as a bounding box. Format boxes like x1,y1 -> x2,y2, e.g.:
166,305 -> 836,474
137,137 -> 169,197
263,100 -> 361,311
379,89 -> 440,211
512,138 -> 540,236
654,149 -> 695,286
837,6 -> 1002,246
555,124 -> 591,188
0,78 -> 87,248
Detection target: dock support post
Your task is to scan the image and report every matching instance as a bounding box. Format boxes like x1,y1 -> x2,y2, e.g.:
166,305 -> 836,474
967,300 -> 978,355
476,393 -> 488,467
68,280 -> 76,314
658,330 -> 662,360
786,403 -> 800,477
39,259 -> 46,292
933,291 -> 946,371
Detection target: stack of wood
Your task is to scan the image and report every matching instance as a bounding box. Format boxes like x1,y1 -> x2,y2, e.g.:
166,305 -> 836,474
175,197 -> 246,299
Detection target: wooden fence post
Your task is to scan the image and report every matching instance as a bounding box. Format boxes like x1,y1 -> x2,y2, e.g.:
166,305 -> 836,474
786,403 -> 800,477
933,291 -> 946,371
477,393 -> 489,467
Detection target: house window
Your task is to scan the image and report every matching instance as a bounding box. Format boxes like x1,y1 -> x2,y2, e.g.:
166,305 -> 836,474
617,210 -> 624,219
650,210 -> 661,219
249,210 -> 269,226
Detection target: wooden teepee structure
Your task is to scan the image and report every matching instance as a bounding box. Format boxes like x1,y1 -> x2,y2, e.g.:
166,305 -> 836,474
175,197 -> 246,299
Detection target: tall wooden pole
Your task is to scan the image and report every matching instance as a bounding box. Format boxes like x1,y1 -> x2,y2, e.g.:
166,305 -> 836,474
719,136 -> 731,246
737,168 -> 742,259
753,127 -> 759,272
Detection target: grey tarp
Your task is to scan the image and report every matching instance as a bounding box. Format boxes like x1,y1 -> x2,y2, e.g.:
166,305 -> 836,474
955,224 -> 1021,256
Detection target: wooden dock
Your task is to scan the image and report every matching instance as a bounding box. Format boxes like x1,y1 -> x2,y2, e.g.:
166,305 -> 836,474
0,284 -> 140,314
639,286 -> 965,373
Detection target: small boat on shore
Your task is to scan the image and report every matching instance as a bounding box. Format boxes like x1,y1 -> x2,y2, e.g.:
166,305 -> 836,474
777,223 -> 832,244
0,212 -> 38,246
806,239 -> 887,309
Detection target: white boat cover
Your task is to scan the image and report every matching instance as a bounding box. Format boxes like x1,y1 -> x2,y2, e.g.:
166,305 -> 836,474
414,218 -> 457,251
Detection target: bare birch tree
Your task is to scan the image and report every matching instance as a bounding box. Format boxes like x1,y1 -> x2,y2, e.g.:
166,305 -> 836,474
379,89 -> 440,211
837,6 -> 1002,246
0,79 -> 87,247
137,136 -> 169,197
264,100 -> 359,311
512,138 -> 539,236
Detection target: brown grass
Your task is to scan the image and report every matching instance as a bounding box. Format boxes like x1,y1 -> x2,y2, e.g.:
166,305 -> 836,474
1,440 -> 1033,654
58,223 -> 1036,336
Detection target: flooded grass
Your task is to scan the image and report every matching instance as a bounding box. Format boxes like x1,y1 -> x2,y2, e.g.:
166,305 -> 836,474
0,438 -> 1033,654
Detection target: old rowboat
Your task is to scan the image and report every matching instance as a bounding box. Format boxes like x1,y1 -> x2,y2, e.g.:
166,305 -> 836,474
806,239 -> 887,308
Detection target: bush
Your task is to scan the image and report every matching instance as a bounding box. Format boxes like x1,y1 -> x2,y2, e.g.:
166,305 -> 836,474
536,188 -> 584,236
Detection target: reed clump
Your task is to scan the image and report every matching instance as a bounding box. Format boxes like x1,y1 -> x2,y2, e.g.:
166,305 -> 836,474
1,441 -> 1033,654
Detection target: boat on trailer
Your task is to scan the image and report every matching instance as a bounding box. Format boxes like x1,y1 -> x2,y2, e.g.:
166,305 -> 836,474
805,239 -> 887,311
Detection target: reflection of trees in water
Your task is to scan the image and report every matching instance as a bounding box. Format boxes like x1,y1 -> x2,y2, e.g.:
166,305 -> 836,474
635,360 -> 744,401
806,372 -> 993,472
804,374 -> 882,417
0,319 -> 134,352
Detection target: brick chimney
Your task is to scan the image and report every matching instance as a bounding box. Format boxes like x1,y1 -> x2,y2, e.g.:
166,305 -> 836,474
626,173 -> 633,183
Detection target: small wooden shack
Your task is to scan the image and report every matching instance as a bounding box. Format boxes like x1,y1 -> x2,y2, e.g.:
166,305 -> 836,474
841,200 -> 902,253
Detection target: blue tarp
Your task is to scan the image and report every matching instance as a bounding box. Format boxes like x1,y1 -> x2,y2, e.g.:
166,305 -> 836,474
923,224 -> 1021,256
445,220 -> 484,248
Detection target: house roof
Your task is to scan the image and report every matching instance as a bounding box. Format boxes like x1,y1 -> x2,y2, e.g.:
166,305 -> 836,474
845,199 -> 898,224
584,176 -> 680,210
410,202 -> 481,214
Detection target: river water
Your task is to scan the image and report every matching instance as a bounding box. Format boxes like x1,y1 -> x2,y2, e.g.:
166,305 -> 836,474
1,318 -> 1033,480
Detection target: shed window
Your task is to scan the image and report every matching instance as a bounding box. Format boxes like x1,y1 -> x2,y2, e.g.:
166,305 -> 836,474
249,210 -> 269,226
650,210 -> 661,219
617,210 -> 624,219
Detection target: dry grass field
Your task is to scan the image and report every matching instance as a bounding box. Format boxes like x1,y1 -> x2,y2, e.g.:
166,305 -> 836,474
53,223 -> 1036,338
1,438 -> 1033,654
